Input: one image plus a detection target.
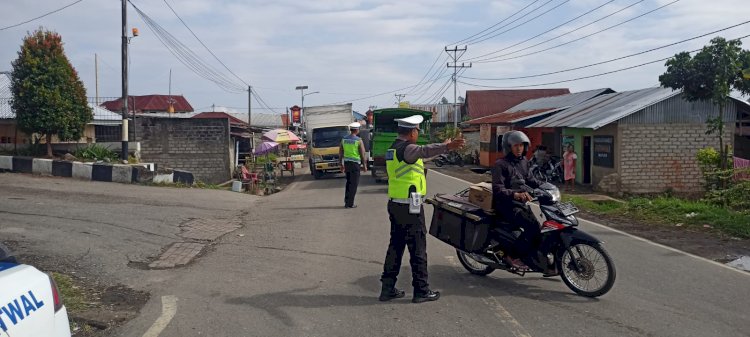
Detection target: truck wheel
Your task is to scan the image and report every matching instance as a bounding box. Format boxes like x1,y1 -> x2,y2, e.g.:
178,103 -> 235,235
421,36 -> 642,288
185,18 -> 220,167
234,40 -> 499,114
313,169 -> 323,179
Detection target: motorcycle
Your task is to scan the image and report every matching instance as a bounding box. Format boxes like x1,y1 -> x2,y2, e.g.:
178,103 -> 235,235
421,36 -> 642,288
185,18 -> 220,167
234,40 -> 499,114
426,180 -> 616,297
433,151 -> 465,167
531,156 -> 564,183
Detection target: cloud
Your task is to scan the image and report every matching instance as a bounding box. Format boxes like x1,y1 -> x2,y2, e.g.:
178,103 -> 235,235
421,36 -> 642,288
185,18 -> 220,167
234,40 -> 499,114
0,0 -> 747,113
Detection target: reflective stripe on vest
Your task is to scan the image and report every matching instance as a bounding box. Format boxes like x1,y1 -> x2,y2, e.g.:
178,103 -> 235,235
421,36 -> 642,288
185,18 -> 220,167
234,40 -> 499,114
386,148 -> 426,199
342,138 -> 361,162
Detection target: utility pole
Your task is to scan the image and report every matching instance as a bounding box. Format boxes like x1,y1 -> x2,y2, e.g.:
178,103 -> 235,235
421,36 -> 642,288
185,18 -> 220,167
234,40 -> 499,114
95,53 -> 99,105
395,93 -> 406,105
247,85 -> 253,126
120,0 -> 129,161
446,46 -> 471,128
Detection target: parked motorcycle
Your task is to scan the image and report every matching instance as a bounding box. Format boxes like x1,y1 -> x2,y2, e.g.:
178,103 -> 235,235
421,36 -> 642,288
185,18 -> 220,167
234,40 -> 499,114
531,156 -> 564,183
433,151 -> 465,167
427,180 -> 616,297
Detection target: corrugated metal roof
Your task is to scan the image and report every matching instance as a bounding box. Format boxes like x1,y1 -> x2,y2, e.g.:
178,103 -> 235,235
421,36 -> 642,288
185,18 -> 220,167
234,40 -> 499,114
465,88 -> 570,119
507,88 -> 613,112
410,103 -> 457,123
102,95 -> 194,113
464,88 -> 612,125
529,87 -> 681,129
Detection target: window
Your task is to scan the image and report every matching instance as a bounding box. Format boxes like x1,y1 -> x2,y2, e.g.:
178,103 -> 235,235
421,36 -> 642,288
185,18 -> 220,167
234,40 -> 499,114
95,125 -> 122,142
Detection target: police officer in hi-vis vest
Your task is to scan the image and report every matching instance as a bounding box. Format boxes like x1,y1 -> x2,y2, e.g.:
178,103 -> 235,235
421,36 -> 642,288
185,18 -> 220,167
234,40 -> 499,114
379,115 -> 465,303
339,122 -> 368,208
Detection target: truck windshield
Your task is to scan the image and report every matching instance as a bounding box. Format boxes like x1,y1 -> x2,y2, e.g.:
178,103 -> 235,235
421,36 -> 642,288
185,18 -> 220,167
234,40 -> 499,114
312,127 -> 350,148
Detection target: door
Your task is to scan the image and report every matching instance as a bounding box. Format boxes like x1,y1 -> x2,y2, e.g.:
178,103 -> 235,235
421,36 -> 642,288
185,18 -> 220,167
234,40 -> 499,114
583,136 -> 592,184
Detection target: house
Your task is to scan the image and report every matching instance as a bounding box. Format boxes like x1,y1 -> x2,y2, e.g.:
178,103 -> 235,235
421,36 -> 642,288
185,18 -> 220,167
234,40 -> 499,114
101,95 -> 194,114
1,72 -> 123,149
528,87 -> 747,195
463,88 -> 612,166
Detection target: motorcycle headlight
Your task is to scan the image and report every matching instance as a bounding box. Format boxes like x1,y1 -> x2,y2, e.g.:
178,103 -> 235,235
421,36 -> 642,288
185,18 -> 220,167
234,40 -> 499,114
548,188 -> 561,202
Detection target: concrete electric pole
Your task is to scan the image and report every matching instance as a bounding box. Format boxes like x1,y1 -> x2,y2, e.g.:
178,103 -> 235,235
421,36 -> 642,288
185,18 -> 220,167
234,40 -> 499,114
445,46 -> 471,128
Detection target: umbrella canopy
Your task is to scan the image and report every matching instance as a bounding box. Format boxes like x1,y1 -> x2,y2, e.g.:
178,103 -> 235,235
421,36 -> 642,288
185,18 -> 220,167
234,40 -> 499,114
254,141 -> 279,155
262,129 -> 300,143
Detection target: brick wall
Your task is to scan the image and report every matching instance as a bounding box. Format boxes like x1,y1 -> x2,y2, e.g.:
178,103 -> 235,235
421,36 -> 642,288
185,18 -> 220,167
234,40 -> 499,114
136,117 -> 231,184
618,123 -> 734,194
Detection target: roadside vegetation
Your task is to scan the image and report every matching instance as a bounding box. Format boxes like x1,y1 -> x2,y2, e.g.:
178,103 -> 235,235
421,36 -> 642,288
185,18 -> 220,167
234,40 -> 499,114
564,195 -> 750,239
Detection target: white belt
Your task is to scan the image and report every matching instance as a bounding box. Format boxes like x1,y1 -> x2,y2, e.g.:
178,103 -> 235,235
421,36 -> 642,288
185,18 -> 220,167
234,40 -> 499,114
389,198 -> 410,204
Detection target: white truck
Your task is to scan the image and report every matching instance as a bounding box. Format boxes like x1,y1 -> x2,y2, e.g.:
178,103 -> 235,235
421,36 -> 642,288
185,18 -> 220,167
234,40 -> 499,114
304,103 -> 354,179
0,245 -> 71,337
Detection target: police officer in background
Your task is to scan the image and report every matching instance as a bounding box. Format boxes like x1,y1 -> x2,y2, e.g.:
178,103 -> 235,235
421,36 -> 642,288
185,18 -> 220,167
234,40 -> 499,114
339,122 -> 367,208
379,115 -> 465,303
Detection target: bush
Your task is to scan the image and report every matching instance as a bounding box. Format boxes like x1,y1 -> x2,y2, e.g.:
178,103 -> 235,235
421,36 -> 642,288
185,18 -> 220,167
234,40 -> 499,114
73,144 -> 119,162
704,181 -> 750,212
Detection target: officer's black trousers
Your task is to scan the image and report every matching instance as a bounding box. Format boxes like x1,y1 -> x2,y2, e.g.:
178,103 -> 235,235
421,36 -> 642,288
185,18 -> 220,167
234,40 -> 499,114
344,162 -> 360,207
381,201 -> 429,293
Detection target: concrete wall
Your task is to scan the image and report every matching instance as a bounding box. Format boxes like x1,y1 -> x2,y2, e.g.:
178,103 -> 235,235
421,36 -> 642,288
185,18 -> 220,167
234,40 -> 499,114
591,124 -> 619,188
617,123 -> 734,194
136,117 -> 231,184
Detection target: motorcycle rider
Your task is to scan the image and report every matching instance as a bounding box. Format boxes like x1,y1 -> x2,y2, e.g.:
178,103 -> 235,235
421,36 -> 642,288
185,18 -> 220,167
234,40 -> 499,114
492,131 -> 555,275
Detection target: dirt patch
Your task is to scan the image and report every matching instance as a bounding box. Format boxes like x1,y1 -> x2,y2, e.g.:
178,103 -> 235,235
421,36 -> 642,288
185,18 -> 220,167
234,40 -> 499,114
432,166 -> 750,265
2,240 -> 149,337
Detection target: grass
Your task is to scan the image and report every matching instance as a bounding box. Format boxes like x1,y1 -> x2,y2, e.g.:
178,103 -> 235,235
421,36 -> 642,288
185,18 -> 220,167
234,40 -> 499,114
51,272 -> 87,312
564,195 -> 750,239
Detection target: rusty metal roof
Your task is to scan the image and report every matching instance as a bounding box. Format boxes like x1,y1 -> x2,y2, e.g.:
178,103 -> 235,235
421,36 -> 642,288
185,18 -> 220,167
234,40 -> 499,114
465,88 -> 570,119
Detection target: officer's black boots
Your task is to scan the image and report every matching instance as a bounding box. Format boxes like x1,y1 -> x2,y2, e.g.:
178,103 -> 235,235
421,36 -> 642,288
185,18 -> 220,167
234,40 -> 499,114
379,286 -> 406,301
412,290 -> 440,303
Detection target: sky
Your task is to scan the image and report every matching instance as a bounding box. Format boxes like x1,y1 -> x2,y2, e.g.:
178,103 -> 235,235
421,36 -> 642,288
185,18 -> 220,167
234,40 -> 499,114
1,0 -> 748,117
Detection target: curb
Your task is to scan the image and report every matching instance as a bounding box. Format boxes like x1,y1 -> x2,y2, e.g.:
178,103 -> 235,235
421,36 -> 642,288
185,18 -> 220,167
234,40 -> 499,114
0,155 -> 194,186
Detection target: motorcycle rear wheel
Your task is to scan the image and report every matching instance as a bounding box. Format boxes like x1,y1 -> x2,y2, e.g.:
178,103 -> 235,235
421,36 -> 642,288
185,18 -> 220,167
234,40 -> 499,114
456,250 -> 495,276
434,160 -> 444,167
558,242 -> 616,297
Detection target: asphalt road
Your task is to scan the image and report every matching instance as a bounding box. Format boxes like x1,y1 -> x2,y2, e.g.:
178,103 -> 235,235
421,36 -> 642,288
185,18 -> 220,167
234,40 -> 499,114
2,171 -> 749,337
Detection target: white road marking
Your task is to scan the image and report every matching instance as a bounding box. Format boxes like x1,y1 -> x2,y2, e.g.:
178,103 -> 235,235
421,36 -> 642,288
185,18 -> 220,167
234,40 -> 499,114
142,295 -> 178,337
432,170 -> 749,276
445,255 -> 533,337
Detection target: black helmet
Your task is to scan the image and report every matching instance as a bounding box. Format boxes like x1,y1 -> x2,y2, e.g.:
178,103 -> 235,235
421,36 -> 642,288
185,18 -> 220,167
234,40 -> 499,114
501,131 -> 530,156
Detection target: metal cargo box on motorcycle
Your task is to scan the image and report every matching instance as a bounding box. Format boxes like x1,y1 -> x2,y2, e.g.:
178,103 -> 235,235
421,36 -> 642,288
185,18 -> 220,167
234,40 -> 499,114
427,194 -> 490,253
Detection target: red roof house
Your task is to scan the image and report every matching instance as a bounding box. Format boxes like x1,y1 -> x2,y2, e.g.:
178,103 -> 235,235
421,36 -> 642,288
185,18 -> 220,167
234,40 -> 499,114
101,95 -> 194,114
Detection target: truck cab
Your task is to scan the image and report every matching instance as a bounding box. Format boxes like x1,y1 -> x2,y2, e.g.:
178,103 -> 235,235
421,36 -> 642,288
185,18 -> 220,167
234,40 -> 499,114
309,125 -> 351,179
368,108 -> 432,181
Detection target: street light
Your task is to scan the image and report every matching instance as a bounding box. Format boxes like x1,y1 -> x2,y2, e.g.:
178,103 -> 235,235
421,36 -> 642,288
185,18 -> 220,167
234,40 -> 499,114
295,86 -> 318,131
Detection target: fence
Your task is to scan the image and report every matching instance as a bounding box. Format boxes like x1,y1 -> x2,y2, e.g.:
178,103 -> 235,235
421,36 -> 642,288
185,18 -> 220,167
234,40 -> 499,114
735,156 -> 750,181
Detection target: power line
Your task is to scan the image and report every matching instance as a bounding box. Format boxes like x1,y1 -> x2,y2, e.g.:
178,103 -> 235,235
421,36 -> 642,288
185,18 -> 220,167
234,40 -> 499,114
464,20 -> 750,81
466,0 -> 614,61
451,0 -> 542,46
458,34 -> 750,89
407,52 -> 448,95
0,0 -> 84,31
412,67 -> 450,103
325,72 -> 454,105
467,0 -> 571,46
162,0 -> 250,88
474,0 -> 676,63
129,1 -> 246,93
462,0 -> 558,45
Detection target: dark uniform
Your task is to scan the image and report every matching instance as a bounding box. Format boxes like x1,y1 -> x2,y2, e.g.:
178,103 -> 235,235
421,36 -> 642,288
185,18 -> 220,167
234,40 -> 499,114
380,115 -> 449,303
340,124 -> 367,208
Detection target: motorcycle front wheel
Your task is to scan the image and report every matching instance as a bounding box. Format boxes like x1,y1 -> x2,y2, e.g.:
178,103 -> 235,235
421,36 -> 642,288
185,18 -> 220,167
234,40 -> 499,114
558,242 -> 616,297
456,250 -> 495,276
457,158 -> 465,167
434,159 -> 444,167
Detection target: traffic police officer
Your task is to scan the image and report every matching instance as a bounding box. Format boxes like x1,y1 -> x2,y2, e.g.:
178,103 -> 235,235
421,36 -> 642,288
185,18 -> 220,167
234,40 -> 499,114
339,122 -> 367,208
379,115 -> 465,303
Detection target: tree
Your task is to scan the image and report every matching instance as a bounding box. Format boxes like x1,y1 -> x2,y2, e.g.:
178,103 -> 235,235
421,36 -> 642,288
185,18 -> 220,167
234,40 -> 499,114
440,97 -> 449,104
659,37 -> 750,170
458,96 -> 465,104
10,28 -> 92,157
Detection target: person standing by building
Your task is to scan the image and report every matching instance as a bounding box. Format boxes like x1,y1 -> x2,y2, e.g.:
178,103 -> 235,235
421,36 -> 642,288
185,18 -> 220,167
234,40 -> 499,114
379,115 -> 465,303
339,122 -> 367,208
563,143 -> 577,192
